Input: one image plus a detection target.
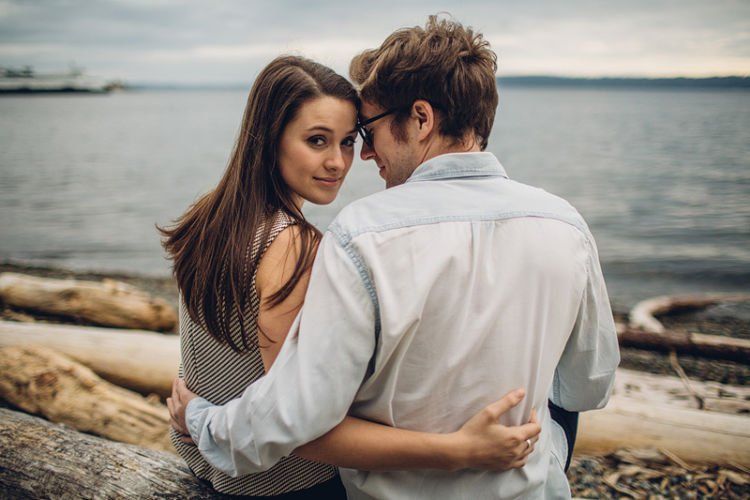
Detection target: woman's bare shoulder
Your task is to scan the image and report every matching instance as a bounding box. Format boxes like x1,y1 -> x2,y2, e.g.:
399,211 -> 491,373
255,224 -> 302,298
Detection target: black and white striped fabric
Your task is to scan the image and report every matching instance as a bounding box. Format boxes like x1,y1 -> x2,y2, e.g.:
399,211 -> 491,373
171,212 -> 337,496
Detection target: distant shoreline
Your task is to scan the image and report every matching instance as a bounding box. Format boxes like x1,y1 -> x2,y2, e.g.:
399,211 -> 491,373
498,75 -> 750,89
119,76 -> 750,92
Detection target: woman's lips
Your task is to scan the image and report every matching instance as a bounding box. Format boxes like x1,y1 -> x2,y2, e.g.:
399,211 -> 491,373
313,176 -> 340,187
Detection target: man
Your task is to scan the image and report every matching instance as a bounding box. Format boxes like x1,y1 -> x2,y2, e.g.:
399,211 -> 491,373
171,16 -> 619,499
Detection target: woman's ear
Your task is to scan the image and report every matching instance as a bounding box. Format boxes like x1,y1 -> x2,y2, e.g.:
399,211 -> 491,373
411,99 -> 435,141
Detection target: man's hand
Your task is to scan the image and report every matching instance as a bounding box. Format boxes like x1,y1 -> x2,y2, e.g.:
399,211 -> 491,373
166,378 -> 198,444
450,388 -> 541,471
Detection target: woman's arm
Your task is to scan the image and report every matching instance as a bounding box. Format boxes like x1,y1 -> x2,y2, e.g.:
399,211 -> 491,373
252,226 -> 540,472
295,393 -> 539,472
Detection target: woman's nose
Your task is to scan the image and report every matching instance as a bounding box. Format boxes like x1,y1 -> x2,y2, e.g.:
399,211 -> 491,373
325,148 -> 346,171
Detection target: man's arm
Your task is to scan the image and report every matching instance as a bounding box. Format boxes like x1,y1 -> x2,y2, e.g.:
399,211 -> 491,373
185,232 -> 375,476
551,233 -> 621,411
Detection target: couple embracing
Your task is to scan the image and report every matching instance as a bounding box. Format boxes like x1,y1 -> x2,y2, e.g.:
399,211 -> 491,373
162,15 -> 620,500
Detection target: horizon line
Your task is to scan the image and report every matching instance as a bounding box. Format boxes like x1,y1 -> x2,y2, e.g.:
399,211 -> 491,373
123,75 -> 749,89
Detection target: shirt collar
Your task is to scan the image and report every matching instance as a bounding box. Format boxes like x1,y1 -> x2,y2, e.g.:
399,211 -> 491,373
405,152 -> 509,184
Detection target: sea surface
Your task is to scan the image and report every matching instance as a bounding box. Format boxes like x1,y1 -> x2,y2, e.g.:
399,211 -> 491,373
1,86 -> 748,310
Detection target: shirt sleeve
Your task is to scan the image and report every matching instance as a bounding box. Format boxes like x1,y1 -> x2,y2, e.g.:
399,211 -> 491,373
551,232 -> 621,411
185,232 -> 376,477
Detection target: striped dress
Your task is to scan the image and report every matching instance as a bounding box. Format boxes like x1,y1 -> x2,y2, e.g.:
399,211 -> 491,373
171,211 -> 338,496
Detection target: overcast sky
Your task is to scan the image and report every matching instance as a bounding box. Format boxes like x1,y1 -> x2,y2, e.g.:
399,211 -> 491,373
1,0 -> 748,84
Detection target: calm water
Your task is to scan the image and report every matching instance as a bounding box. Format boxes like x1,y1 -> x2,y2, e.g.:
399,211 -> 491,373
1,87 -> 748,309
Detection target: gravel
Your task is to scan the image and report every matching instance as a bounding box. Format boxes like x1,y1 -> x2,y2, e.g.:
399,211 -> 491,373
569,449 -> 750,499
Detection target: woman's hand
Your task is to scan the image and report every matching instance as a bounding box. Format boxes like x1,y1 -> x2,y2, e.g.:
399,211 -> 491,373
449,388 -> 541,471
167,378 -> 199,444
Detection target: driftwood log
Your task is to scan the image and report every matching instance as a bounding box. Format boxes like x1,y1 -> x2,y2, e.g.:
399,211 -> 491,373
612,367 -> 750,414
621,293 -> 750,363
629,293 -> 750,334
0,272 -> 176,331
617,325 -> 750,363
2,320 -> 748,413
0,408 -> 225,499
0,320 -> 179,398
578,369 -> 750,465
0,344 -> 173,453
577,397 -> 750,466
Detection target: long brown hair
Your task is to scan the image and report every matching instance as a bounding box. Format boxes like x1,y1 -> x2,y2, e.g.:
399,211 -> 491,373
159,56 -> 358,352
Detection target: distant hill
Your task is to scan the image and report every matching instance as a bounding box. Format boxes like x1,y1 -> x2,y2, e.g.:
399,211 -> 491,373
122,76 -> 750,91
497,76 -> 750,89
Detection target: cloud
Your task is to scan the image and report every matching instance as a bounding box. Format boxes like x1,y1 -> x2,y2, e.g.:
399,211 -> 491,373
0,0 -> 748,81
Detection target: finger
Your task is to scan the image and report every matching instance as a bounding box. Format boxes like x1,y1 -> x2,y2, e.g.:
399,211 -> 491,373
515,437 -> 535,456
167,406 -> 180,427
528,408 -> 538,424
172,378 -> 181,404
518,421 -> 542,440
509,457 -> 528,469
167,398 -> 183,425
180,435 -> 195,444
167,397 -> 188,433
484,388 -> 525,420
519,441 -> 535,460
176,378 -> 192,400
170,413 -> 187,435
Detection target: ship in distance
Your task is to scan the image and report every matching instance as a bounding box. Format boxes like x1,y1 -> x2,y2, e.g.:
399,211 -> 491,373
0,66 -> 121,94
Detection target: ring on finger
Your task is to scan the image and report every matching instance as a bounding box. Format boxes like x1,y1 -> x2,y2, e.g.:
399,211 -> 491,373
525,438 -> 532,450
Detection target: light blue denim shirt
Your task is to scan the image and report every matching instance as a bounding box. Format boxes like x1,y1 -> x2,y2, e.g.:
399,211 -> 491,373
187,152 -> 620,499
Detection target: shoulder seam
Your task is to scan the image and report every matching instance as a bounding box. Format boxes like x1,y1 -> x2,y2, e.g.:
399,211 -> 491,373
328,223 -> 381,352
337,210 -> 589,240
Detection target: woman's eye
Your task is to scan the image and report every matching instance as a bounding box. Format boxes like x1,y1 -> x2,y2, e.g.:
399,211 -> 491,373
342,136 -> 356,148
308,136 -> 326,147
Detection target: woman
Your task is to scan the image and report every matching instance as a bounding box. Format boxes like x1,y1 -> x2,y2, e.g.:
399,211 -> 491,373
161,56 -> 538,498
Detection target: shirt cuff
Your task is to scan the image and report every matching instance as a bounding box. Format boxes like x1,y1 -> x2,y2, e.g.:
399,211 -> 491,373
186,396 -> 213,444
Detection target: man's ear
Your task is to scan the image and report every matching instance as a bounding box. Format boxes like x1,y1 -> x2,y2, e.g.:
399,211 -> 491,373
411,100 -> 435,141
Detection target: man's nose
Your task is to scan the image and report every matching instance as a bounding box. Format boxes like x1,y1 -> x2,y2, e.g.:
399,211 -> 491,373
360,141 -> 375,161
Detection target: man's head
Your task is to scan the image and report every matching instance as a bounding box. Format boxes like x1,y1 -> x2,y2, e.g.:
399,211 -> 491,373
350,15 -> 498,188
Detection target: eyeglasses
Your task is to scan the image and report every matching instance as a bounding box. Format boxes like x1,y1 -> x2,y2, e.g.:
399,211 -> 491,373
357,101 -> 441,149
357,108 -> 398,149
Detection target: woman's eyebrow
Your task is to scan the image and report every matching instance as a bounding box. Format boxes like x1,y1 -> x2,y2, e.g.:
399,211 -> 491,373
305,125 -> 358,134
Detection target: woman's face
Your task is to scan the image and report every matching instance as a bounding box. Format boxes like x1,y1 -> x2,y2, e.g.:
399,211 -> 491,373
278,96 -> 358,208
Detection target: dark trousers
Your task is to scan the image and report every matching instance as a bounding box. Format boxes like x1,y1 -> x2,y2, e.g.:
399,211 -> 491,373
548,400 -> 579,472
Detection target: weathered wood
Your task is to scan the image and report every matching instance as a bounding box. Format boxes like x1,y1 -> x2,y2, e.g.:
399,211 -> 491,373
613,368 -> 750,414
623,293 -> 750,363
575,396 -> 750,466
0,407 -> 225,499
577,370 -> 750,464
0,344 -> 174,453
0,320 -> 179,398
629,293 -> 750,334
0,272 -> 177,331
617,326 -> 750,364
